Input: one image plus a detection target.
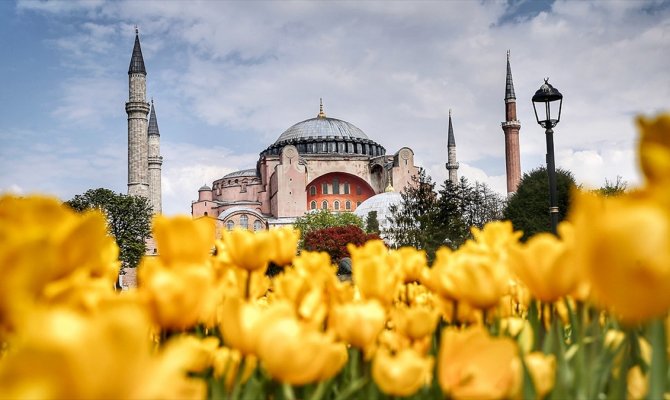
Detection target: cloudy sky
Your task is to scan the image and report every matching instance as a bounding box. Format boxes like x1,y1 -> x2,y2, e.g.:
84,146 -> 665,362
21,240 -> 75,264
1,0 -> 668,215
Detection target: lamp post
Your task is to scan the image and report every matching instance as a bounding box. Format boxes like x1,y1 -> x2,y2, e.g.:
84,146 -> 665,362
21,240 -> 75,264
532,78 -> 563,235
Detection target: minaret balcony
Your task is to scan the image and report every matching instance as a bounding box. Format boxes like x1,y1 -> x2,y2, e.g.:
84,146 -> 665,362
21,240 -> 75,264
446,162 -> 459,170
501,121 -> 521,129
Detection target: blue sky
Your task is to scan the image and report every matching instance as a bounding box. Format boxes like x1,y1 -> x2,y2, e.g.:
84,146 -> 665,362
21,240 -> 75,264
1,0 -> 668,215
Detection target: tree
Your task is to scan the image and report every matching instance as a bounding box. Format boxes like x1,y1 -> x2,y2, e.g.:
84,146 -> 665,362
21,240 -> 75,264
386,169 -> 447,260
303,225 -> 380,262
65,188 -> 153,268
293,209 -> 364,244
503,167 -> 576,241
458,178 -> 505,229
365,211 -> 380,234
439,177 -> 505,247
597,176 -> 627,197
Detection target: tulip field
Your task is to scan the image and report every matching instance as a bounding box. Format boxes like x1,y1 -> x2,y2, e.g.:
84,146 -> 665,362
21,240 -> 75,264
1,114 -> 670,399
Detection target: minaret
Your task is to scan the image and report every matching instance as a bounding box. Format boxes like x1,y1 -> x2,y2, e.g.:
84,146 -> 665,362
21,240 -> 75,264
445,109 -> 459,185
502,50 -> 521,194
126,27 -> 150,198
148,99 -> 163,214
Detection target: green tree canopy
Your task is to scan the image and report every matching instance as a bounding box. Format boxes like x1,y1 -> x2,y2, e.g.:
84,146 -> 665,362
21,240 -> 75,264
503,167 -> 576,241
65,188 -> 153,268
293,209 -> 364,245
365,211 -> 380,234
387,171 -> 506,260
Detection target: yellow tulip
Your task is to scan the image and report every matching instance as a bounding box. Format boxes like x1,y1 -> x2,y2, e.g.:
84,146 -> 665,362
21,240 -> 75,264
256,314 -> 347,385
349,240 -> 402,306
268,227 -> 299,266
627,365 -> 648,400
222,229 -> 274,272
524,352 -> 556,399
331,299 -> 386,354
392,304 -> 439,341
152,215 -> 215,267
372,347 -> 434,397
0,303 -> 205,399
466,220 -> 522,260
637,113 -> 670,187
211,347 -> 257,390
219,298 -> 292,356
571,190 -> 670,323
448,251 -> 509,310
139,257 -> 217,330
395,246 -> 427,283
500,317 -> 534,354
0,196 -> 119,336
508,227 -> 578,303
438,327 -> 520,400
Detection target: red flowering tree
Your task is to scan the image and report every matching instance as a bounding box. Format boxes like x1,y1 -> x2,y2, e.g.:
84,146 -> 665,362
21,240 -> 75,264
303,225 -> 380,262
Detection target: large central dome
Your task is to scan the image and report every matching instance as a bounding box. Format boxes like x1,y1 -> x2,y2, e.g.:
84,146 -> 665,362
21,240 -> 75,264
260,101 -> 385,158
274,116 -> 369,144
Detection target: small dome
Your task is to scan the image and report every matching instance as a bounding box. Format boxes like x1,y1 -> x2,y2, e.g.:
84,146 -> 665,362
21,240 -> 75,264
274,116 -> 369,144
354,191 -> 402,238
198,184 -> 211,191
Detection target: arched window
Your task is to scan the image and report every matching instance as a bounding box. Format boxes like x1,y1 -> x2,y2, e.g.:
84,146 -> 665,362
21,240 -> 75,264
334,200 -> 340,210
240,215 -> 249,230
344,182 -> 350,194
333,178 -> 340,194
226,220 -> 234,231
321,200 -> 328,210
310,200 -> 317,210
322,183 -> 329,195
253,220 -> 263,231
345,200 -> 351,210
310,185 -> 316,196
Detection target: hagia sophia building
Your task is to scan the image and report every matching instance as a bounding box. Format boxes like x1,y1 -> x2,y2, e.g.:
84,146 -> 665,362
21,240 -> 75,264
125,30 -> 521,232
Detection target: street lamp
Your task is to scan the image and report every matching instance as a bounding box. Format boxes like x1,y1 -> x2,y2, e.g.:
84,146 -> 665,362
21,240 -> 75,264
532,78 -> 563,235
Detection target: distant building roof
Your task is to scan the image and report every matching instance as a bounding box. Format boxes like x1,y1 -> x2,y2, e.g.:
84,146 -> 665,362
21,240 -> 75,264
223,169 -> 258,179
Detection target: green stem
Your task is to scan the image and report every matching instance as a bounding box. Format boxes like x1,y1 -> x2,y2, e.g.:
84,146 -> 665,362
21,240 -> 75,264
648,318 -> 667,400
309,380 -> 330,400
282,383 -> 296,400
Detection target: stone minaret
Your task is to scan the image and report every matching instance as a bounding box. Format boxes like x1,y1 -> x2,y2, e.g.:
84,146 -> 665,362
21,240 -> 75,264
445,109 -> 459,185
148,99 -> 163,214
126,28 -> 150,198
502,50 -> 521,194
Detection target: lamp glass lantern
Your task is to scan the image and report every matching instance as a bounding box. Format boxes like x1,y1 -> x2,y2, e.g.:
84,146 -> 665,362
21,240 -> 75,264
532,79 -> 563,129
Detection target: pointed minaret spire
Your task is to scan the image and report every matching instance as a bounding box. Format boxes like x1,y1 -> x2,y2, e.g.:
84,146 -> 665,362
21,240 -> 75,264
505,50 -> 516,101
446,109 -> 459,185
502,50 -> 521,194
147,99 -> 163,214
317,98 -> 326,118
128,27 -> 146,75
148,99 -> 160,136
447,109 -> 456,147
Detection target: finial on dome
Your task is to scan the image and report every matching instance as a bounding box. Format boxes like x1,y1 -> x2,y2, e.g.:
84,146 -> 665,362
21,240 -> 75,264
318,98 -> 326,118
384,171 -> 394,192
135,25 -> 139,35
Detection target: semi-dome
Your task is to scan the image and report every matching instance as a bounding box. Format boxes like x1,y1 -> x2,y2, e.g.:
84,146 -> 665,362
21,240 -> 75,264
261,101 -> 385,158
